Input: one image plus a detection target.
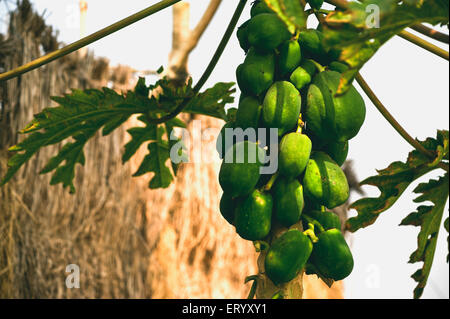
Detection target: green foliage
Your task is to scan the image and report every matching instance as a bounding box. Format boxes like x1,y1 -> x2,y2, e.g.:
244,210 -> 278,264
1,76 -> 235,192
263,0 -> 307,34
348,130 -> 449,298
400,174 -> 449,299
347,130 -> 449,231
321,0 -> 449,94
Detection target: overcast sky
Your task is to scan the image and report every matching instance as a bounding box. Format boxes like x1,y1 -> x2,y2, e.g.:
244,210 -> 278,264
2,0 -> 449,298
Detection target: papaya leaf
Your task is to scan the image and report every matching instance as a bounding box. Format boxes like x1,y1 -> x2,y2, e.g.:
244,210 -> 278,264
321,0 -> 449,94
1,74 -> 236,192
263,0 -> 307,34
132,126 -> 174,189
347,130 -> 449,232
184,82 -> 235,120
304,262 -> 335,288
399,173 -> 449,299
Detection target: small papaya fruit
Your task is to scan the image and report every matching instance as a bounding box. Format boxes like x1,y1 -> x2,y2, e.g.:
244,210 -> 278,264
262,81 -> 301,137
277,40 -> 301,76
322,140 -> 348,166
219,141 -> 266,197
310,229 -> 354,280
304,209 -> 342,231
265,229 -> 313,285
279,132 -> 312,177
219,192 -> 236,226
216,121 -> 235,159
236,49 -> 275,96
235,96 -> 262,130
328,61 -> 349,73
303,151 -> 349,209
301,59 -> 317,78
250,0 -> 273,16
247,14 -> 291,52
236,20 -> 251,52
290,66 -> 312,91
273,177 -> 304,227
305,70 -> 366,142
234,189 -> 272,240
298,29 -> 327,58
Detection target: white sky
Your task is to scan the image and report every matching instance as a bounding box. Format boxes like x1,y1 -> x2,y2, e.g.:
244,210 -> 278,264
2,0 -> 449,299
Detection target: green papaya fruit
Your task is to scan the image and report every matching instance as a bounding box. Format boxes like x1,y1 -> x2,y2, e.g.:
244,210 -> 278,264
262,81 -> 301,137
290,66 -> 312,90
234,189 -> 272,240
235,96 -> 262,130
305,70 -> 366,142
303,151 -> 349,209
278,40 -> 301,76
216,121 -> 235,159
236,49 -> 275,96
265,229 -> 313,285
322,140 -> 348,166
308,0 -> 324,10
279,132 -> 312,177
219,192 -> 236,226
301,59 -> 318,78
236,20 -> 251,52
305,209 -> 342,231
250,0 -> 273,16
247,14 -> 291,52
219,141 -> 265,197
298,29 -> 327,58
310,229 -> 354,280
328,61 -> 349,73
273,177 -> 304,227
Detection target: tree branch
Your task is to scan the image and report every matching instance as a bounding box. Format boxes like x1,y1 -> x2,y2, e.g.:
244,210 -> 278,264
355,73 -> 449,172
410,24 -> 449,44
0,0 -> 182,82
189,0 -> 223,52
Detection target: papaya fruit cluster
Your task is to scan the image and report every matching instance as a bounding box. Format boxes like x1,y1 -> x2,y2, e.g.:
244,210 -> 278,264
217,1 -> 366,286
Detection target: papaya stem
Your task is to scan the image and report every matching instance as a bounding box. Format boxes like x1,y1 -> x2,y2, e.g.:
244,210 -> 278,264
296,116 -> 304,134
271,291 -> 284,299
254,240 -> 270,252
355,73 -> 449,172
307,59 -> 325,73
302,214 -> 325,233
263,173 -> 279,191
247,280 -> 258,299
0,0 -> 182,82
410,24 -> 449,45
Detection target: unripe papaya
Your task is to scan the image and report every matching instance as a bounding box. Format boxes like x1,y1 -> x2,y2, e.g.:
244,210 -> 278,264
310,229 -> 354,280
219,192 -> 236,226
236,20 -> 250,52
305,209 -> 342,231
273,177 -> 304,227
301,59 -> 317,78
236,49 -> 275,96
298,29 -> 327,58
328,61 -> 349,73
216,121 -> 235,159
262,81 -> 301,137
247,14 -> 291,52
250,0 -> 273,16
265,229 -> 312,285
290,66 -> 312,91
219,141 -> 266,198
303,151 -> 349,209
278,40 -> 301,76
234,189 -> 272,240
235,96 -> 262,130
322,140 -> 348,166
305,70 -> 366,142
279,132 -> 312,177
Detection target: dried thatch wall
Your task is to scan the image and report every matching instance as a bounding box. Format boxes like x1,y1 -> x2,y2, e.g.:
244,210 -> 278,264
0,1 -> 344,299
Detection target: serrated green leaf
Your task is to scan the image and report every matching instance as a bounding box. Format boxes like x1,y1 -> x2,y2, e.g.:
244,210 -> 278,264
122,124 -> 158,164
185,82 -> 236,120
399,174 -> 449,299
322,0 -> 449,94
264,0 -> 307,34
347,130 -> 449,232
